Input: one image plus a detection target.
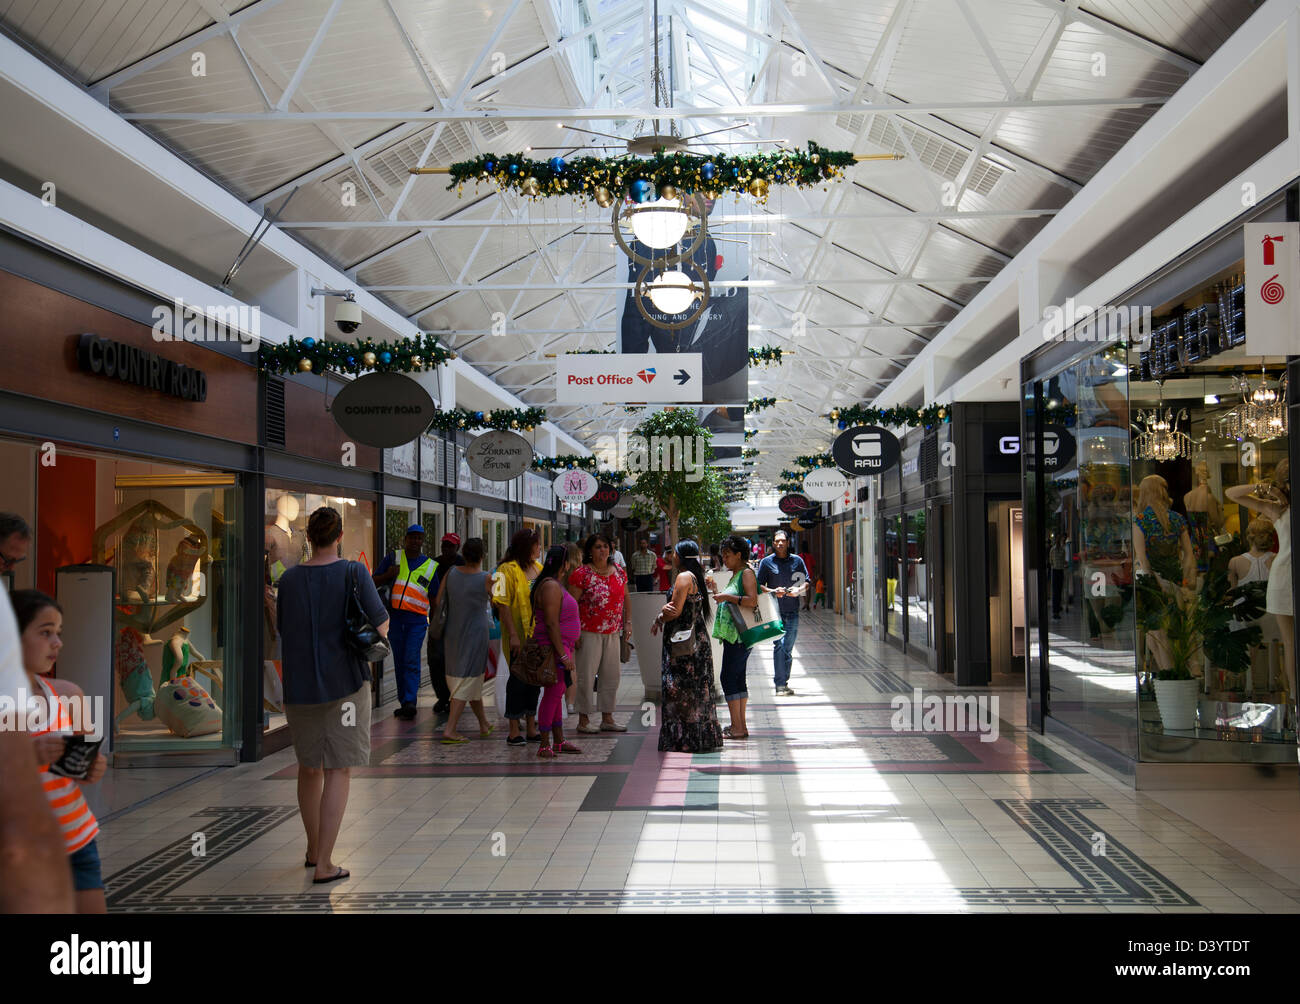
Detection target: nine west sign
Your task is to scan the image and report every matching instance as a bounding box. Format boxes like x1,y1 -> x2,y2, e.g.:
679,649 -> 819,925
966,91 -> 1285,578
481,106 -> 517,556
77,333 -> 207,402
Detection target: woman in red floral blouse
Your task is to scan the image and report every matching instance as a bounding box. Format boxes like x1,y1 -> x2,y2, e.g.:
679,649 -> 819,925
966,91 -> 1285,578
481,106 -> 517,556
567,533 -> 631,734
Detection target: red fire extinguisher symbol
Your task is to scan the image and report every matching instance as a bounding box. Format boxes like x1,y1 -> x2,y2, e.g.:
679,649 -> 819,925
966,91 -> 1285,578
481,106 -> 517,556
1262,234 -> 1284,265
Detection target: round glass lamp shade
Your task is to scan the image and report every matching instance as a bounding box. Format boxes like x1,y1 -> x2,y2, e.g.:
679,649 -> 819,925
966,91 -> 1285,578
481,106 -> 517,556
647,270 -> 696,314
630,198 -> 688,249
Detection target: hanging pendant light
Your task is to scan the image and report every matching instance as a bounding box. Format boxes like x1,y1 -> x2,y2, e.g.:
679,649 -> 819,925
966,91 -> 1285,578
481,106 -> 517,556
1132,381 -> 1195,461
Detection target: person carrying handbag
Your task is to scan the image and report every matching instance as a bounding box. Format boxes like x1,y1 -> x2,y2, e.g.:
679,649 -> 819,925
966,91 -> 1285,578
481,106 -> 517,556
710,535 -> 759,740
531,544 -> 583,758
652,541 -> 723,753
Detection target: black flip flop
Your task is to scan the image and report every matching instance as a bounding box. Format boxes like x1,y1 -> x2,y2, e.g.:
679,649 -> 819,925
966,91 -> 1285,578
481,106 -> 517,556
304,856 -> 315,868
312,867 -> 350,884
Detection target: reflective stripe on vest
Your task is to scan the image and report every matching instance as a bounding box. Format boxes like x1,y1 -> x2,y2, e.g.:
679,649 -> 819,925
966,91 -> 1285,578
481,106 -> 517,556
32,677 -> 99,855
392,550 -> 434,616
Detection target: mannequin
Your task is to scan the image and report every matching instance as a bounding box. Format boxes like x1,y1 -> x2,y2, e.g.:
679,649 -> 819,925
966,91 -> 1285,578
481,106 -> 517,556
265,494 -> 302,583
1183,461 -> 1223,573
1227,459 -> 1294,699
165,533 -> 207,602
162,625 -> 206,682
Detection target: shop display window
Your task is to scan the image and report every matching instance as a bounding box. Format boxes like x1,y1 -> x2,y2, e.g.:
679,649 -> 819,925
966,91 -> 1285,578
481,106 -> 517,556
263,488 -> 375,732
81,459 -> 242,752
1029,260 -> 1294,763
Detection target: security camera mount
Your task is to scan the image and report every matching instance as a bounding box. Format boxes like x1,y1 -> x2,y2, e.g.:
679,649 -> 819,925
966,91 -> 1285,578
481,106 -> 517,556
310,287 -> 357,302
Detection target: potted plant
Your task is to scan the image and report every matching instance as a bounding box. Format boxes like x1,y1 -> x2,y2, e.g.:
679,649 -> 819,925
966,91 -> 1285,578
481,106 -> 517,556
1135,556 -> 1264,733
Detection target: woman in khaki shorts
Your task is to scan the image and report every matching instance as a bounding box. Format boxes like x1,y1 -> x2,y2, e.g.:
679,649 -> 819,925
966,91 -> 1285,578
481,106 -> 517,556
277,506 -> 389,885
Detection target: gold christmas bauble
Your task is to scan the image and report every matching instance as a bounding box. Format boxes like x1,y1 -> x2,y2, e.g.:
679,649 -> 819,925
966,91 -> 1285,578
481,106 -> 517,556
811,153 -> 820,164
411,355 -> 423,369
521,176 -> 541,197
362,351 -> 376,367
511,420 -> 519,428
298,357 -> 313,372
830,408 -> 840,420
659,183 -> 677,201
594,185 -> 614,208
748,177 -> 770,200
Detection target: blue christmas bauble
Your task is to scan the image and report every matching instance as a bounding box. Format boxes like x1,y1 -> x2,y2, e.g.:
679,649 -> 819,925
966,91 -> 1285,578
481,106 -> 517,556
474,411 -> 484,421
346,355 -> 356,368
701,161 -> 716,181
548,156 -> 566,174
731,166 -> 740,178
629,179 -> 654,203
838,420 -> 848,430
484,159 -> 496,173
508,162 -> 520,175
302,337 -> 316,349
379,351 -> 392,364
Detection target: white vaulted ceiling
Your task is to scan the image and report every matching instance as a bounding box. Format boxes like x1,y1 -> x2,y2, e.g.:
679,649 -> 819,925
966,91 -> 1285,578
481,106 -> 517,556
0,0 -> 1261,492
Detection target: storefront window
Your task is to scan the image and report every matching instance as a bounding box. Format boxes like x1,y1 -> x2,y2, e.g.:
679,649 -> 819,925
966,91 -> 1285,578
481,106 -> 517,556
72,457 -> 243,753
1029,258 -> 1294,764
884,514 -> 903,641
905,509 -> 927,648
264,488 -> 375,732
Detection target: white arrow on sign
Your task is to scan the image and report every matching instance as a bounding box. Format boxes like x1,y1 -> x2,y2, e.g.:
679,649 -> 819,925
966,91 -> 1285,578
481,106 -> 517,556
557,353 -> 703,403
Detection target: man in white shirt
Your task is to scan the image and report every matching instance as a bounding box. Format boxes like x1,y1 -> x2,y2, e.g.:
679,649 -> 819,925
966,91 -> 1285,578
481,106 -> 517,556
0,588 -> 76,911
611,546 -> 626,569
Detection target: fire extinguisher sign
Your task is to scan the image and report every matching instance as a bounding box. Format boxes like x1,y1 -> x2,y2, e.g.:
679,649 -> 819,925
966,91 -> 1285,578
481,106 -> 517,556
1244,222 -> 1300,355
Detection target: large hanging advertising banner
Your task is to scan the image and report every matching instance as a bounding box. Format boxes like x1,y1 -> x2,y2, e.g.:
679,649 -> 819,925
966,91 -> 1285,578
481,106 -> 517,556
617,196 -> 748,449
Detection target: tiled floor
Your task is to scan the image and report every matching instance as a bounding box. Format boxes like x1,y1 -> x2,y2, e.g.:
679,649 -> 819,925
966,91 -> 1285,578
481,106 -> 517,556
96,614 -> 1300,913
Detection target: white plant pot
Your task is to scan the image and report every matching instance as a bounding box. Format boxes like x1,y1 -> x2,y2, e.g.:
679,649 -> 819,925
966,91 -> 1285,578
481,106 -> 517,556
628,592 -> 665,701
1153,677 -> 1200,732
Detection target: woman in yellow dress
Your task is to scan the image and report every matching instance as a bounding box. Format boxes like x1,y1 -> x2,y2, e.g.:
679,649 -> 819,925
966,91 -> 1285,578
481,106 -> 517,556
494,528 -> 544,746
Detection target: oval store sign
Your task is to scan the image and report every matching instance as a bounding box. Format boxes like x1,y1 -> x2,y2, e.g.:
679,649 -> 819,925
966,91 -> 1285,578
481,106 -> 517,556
331,372 -> 436,449
466,430 -> 533,482
589,482 -> 621,513
553,469 -> 598,503
778,493 -> 812,516
802,467 -> 849,502
832,425 -> 901,476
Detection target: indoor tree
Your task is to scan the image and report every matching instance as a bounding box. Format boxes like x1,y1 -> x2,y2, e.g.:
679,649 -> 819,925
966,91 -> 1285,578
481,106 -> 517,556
625,409 -> 725,546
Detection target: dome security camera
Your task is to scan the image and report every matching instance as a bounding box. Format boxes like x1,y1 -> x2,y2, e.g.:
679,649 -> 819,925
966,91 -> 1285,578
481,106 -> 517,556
335,296 -> 362,334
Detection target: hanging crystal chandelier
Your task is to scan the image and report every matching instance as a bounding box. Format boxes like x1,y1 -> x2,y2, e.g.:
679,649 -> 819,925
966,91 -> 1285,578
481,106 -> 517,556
1133,383 -> 1195,462
1223,365 -> 1288,442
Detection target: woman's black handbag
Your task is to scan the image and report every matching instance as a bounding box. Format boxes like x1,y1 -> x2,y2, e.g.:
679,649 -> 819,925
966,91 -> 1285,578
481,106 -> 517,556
345,561 -> 392,663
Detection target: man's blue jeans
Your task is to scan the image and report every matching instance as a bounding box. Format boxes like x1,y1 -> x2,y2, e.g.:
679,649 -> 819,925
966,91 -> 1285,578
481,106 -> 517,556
772,613 -> 798,689
389,617 -> 428,707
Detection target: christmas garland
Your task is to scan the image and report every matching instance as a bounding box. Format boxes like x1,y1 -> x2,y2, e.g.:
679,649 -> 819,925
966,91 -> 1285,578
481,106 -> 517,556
794,453 -> 835,469
747,397 -> 778,414
260,333 -> 455,376
744,429 -> 758,440
447,142 -> 855,204
748,346 -> 783,367
742,448 -> 759,458
564,349 -> 616,354
426,406 -> 546,434
829,403 -> 950,430
531,455 -> 630,485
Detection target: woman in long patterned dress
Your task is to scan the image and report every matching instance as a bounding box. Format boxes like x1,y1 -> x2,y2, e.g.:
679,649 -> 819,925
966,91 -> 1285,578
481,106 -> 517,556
653,540 -> 724,753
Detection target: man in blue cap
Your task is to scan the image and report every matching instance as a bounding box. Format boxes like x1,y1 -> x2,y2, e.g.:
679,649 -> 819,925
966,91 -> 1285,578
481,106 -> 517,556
374,525 -> 435,720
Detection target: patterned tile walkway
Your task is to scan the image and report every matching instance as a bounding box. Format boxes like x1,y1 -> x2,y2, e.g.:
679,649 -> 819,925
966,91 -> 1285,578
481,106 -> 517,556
97,614 -> 1300,913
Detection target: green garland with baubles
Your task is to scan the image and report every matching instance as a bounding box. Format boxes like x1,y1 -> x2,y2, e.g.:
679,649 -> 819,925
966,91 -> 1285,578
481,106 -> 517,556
749,346 -> 783,367
426,407 -> 546,434
446,142 -> 856,204
531,455 -> 630,485
829,403 -> 950,430
259,333 -> 455,376
747,397 -> 778,414
794,453 -> 835,469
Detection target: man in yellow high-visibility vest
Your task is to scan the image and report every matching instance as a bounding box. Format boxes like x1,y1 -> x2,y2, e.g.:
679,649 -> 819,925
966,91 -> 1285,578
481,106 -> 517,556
374,525 -> 435,720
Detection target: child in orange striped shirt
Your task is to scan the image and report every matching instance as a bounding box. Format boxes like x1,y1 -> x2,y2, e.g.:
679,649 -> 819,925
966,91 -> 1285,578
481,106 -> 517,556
13,590 -> 108,913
